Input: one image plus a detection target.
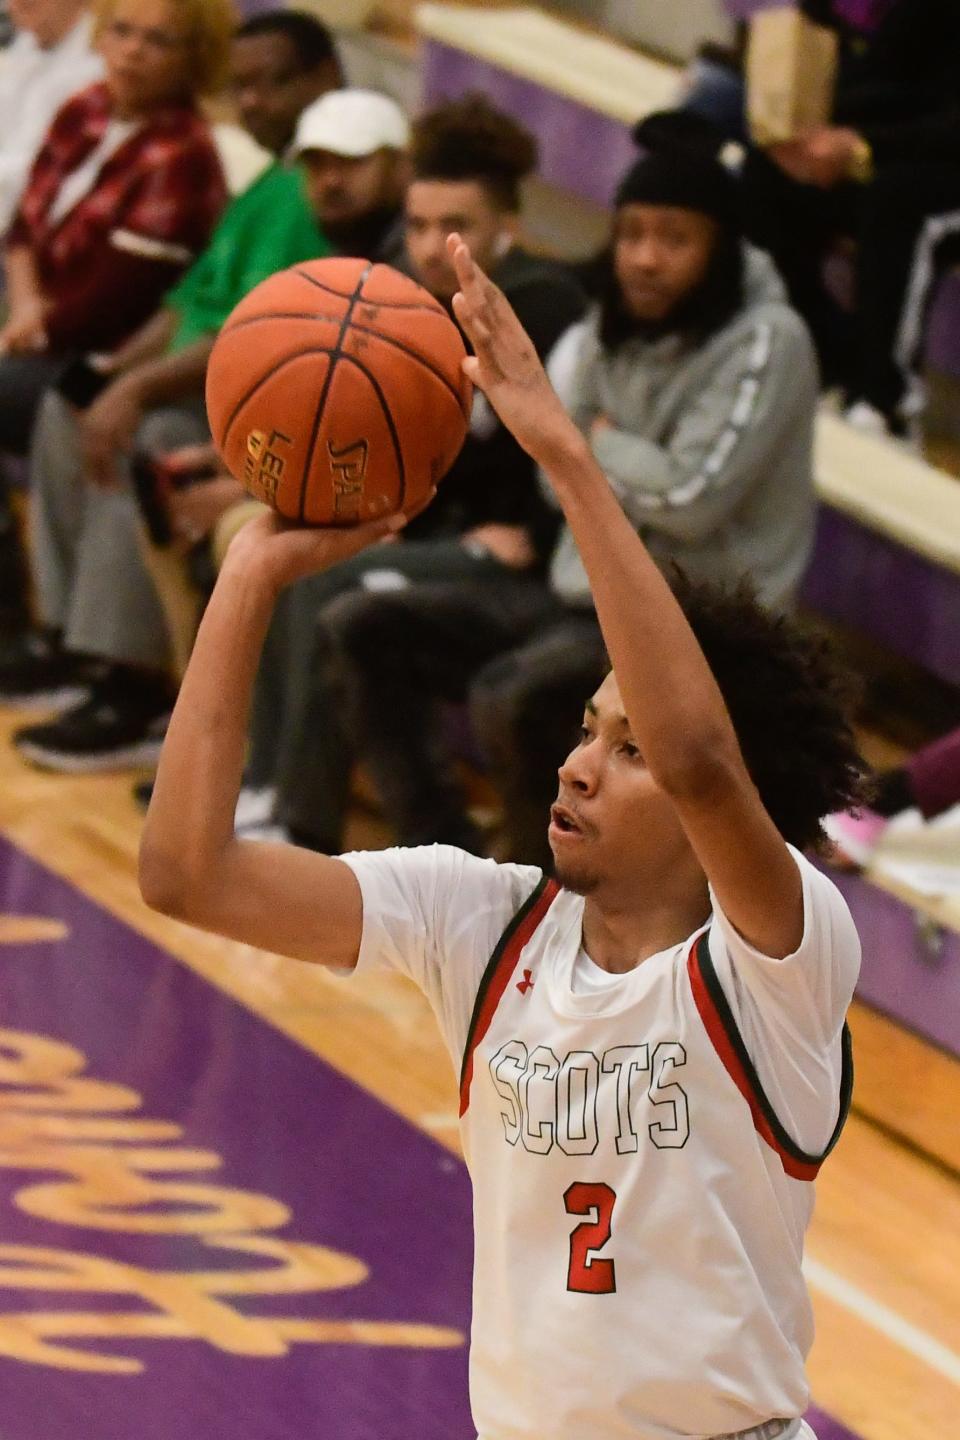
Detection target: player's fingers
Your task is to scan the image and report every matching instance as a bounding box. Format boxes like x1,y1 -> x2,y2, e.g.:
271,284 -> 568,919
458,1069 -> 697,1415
449,235 -> 492,314
451,290 -> 497,350
342,513 -> 404,544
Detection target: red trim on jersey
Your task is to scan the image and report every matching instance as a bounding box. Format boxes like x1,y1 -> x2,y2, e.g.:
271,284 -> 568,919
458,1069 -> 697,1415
687,933 -> 822,1181
458,878 -> 560,1118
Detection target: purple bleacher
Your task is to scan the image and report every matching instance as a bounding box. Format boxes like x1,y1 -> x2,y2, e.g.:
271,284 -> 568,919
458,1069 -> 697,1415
801,508 -> 960,689
724,0 -> 793,14
824,863 -> 960,1058
421,42 -> 637,210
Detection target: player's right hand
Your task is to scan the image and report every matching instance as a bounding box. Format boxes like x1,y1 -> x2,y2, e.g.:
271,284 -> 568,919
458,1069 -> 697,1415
222,507 -> 408,593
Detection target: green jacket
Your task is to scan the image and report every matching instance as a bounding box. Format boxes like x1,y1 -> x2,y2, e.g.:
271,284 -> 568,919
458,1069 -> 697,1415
167,162 -> 329,351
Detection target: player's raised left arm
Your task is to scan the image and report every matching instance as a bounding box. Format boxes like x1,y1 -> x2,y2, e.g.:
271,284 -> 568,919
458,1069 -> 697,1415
448,236 -> 803,958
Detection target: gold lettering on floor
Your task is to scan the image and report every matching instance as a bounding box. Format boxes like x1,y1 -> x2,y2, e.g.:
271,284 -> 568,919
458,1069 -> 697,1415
0,1029 -> 463,1371
0,917 -> 68,944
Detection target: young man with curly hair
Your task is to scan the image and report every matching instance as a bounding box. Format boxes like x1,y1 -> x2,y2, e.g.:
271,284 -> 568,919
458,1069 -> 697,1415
240,94 -> 585,852
140,232 -> 864,1440
273,110 -> 819,866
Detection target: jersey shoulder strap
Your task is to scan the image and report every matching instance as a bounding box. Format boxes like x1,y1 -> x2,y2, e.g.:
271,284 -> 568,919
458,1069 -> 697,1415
687,929 -> 854,1180
458,875 -> 560,1118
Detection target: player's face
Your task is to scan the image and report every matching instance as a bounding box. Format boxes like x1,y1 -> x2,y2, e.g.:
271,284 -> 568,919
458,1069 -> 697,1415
550,672 -> 695,895
229,34 -> 334,156
300,148 -> 405,227
405,180 -> 514,300
613,204 -> 717,324
99,0 -> 193,115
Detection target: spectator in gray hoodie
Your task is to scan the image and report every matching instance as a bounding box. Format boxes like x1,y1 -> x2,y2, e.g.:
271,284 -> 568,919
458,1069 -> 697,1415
272,111 -> 820,867
548,122 -> 816,613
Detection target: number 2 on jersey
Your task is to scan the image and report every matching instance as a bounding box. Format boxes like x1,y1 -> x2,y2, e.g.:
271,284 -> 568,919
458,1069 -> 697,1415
564,1181 -> 617,1294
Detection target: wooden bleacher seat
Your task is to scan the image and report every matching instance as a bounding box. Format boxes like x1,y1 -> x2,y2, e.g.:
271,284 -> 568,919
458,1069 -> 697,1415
814,412 -> 960,578
802,412 -> 960,690
414,4 -> 682,123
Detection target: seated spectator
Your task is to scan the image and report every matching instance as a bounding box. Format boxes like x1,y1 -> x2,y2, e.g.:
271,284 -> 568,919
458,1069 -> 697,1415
0,1 -> 104,237
0,12 -> 347,770
77,12 -> 344,492
236,95 -> 586,851
0,0 -> 231,454
0,87 -> 411,773
293,88 -> 411,264
276,111 -> 819,868
0,0 -> 230,623
826,724 -> 960,866
726,0 -> 960,433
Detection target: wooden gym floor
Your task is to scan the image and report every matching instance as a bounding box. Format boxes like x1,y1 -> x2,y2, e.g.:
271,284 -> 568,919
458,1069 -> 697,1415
0,706 -> 957,1440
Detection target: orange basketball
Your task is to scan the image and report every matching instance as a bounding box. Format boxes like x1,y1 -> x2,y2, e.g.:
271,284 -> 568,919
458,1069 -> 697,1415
205,257 -> 473,525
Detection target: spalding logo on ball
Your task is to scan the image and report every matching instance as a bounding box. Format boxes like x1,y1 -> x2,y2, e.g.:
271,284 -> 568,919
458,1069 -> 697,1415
205,256 -> 473,525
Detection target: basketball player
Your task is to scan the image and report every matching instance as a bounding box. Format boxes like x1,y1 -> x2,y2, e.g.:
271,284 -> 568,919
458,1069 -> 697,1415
140,234 -> 866,1440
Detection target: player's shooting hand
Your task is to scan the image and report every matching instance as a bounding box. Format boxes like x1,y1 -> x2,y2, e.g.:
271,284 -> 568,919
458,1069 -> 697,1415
447,233 -> 575,464
224,507 -> 410,594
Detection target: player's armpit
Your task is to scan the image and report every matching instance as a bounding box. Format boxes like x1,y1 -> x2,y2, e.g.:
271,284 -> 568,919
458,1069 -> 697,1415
140,839 -> 363,970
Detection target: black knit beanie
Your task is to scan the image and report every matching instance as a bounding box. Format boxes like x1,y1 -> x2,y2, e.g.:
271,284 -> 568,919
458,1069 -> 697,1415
615,110 -> 742,231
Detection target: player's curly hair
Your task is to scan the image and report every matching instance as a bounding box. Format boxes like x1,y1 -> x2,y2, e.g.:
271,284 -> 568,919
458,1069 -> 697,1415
411,95 -> 539,212
674,575 -> 869,851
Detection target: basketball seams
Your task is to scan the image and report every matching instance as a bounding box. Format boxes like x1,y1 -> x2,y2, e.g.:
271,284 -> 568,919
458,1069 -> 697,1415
216,337 -> 459,520
214,260 -> 466,523
219,310 -> 348,332
348,321 -> 469,418
338,353 -> 407,513
218,313 -> 467,418
293,267 -> 446,314
219,349 -> 325,462
296,265 -> 372,524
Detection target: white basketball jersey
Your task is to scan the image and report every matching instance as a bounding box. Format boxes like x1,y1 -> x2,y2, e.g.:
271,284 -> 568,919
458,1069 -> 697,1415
341,845 -> 857,1440
457,878 -> 852,1440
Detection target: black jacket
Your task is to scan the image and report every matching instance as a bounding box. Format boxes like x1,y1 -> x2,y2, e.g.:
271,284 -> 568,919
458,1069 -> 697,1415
802,0 -> 960,162
403,245 -> 586,565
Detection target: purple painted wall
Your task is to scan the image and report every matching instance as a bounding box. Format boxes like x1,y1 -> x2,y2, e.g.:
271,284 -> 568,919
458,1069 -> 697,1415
800,507 -> 960,689
725,0 -> 794,15
826,865 -> 960,1057
421,42 -> 637,209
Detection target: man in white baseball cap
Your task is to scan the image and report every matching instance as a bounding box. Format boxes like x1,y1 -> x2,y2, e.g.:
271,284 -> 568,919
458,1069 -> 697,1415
291,88 -> 410,260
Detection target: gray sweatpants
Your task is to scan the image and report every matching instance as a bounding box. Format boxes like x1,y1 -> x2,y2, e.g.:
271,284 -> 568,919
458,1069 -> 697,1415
30,390 -> 207,668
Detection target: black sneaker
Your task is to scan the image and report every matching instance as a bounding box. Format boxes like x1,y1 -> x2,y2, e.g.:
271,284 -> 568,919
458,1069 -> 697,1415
0,631 -> 99,711
133,778 -> 155,810
13,681 -> 171,774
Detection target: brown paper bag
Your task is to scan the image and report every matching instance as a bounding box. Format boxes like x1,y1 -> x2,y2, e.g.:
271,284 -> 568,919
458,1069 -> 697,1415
746,8 -> 839,146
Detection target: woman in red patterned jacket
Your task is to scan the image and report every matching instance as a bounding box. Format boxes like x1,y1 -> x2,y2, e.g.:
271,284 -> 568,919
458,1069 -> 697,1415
0,0 -> 232,455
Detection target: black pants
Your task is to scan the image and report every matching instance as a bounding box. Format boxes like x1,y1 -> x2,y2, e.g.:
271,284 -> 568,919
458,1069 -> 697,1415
740,150 -> 960,409
275,573 -> 568,855
853,160 -> 960,416
0,352 -> 70,624
0,352 -> 70,455
740,150 -> 856,386
249,538 -> 531,794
